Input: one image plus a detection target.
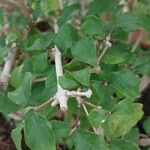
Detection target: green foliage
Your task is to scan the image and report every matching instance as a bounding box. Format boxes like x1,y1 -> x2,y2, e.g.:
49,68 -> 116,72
8,72 -> 33,106
143,117 -> 150,134
24,111 -> 55,150
72,37 -> 97,66
1,0 -> 150,149
72,129 -> 108,150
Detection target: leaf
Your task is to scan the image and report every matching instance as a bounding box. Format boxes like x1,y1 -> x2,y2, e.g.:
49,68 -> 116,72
88,109 -> 109,128
0,9 -> 4,27
51,120 -> 70,141
59,70 -> 80,89
42,0 -> 58,14
25,32 -> 55,51
132,55 -> 150,75
143,116 -> 150,134
55,24 -> 78,53
112,69 -> 140,98
72,129 -> 108,150
11,123 -> 24,150
81,16 -> 104,38
102,48 -> 126,64
10,65 -> 23,88
31,66 -> 57,105
103,99 -> 143,139
109,13 -> 150,32
90,81 -> 114,109
88,0 -> 119,16
72,37 -> 97,66
0,46 -> 9,64
31,52 -> 47,74
110,139 -> 140,150
24,111 -> 55,150
123,128 -> 139,144
6,33 -> 17,43
59,4 -> 80,25
8,72 -> 33,107
0,93 -> 19,114
68,68 -> 91,86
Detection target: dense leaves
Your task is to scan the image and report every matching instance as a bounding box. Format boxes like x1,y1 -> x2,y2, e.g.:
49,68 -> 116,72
0,0 -> 149,149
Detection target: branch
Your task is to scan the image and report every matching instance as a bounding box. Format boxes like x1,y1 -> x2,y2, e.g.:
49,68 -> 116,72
80,0 -> 88,16
131,31 -> 144,53
97,35 -> 112,66
34,98 -> 54,112
0,44 -> 17,90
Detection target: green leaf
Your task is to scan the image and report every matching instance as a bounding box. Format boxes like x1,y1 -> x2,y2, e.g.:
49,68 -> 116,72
72,37 -> 97,66
110,139 -> 140,150
0,46 -> 9,64
25,111 -> 55,150
102,48 -> 126,64
72,129 -> 108,150
81,16 -> 104,38
109,13 -> 139,32
88,109 -> 109,128
31,52 -> 47,74
0,9 -> 4,27
51,120 -> 70,141
11,123 -> 24,150
88,0 -> 119,16
31,66 -> 57,105
42,0 -> 58,14
0,93 -> 19,114
103,99 -> 143,139
123,128 -> 139,144
55,24 -> 78,53
59,4 -> 80,25
8,72 -> 33,107
10,65 -> 23,88
25,32 -> 55,51
90,81 -> 114,109
143,116 -> 150,134
112,70 -> 140,98
59,70 -> 79,89
132,55 -> 150,75
6,33 -> 18,43
68,68 -> 91,86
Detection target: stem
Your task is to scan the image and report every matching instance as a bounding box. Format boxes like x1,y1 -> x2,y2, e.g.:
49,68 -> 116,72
97,46 -> 108,66
57,0 -> 63,10
0,45 -> 17,90
97,36 -> 112,66
54,46 -> 63,82
34,98 -> 54,112
80,0 -> 88,16
131,31 -> 143,53
82,103 -> 103,135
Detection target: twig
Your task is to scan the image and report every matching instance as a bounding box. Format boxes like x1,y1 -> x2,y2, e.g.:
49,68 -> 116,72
131,31 -> 144,53
97,35 -> 112,66
0,44 -> 17,90
69,121 -> 80,135
58,0 -> 63,10
33,76 -> 47,83
34,98 -> 54,112
80,0 -> 88,16
76,96 -> 104,135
